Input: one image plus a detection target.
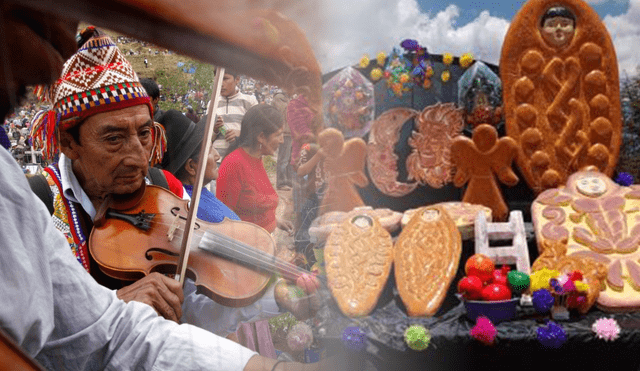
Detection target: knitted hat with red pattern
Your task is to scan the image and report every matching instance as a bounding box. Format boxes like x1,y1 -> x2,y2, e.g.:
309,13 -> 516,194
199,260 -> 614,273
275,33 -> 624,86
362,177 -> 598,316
30,27 -> 165,164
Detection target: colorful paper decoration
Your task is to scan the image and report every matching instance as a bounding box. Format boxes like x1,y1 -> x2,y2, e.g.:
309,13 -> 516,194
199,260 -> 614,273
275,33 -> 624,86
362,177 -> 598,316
323,66 -> 375,138
458,61 -> 503,129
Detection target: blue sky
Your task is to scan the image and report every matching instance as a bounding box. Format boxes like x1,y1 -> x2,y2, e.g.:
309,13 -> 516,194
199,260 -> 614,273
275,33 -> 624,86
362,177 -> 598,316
289,0 -> 640,76
416,0 -> 630,27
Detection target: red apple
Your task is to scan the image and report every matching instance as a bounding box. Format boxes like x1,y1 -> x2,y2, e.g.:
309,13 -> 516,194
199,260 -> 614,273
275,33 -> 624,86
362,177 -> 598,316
500,265 -> 511,276
481,283 -> 512,301
492,269 -> 508,286
465,254 -> 495,283
458,276 -> 483,300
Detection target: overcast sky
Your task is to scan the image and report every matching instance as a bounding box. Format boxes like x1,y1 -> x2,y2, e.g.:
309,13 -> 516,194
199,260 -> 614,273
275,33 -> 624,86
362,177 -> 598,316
284,0 -> 639,77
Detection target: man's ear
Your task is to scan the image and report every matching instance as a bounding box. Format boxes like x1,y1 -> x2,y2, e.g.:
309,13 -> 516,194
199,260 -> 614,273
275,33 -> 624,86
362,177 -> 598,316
58,129 -> 80,160
185,158 -> 197,176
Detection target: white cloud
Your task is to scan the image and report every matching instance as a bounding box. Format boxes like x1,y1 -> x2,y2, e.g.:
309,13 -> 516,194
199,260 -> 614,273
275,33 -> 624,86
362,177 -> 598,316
282,0 -> 638,77
602,0 -> 640,76
285,0 -> 509,73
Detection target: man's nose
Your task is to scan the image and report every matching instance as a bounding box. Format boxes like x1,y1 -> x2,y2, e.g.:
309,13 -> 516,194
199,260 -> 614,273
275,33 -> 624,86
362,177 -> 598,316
123,134 -> 149,164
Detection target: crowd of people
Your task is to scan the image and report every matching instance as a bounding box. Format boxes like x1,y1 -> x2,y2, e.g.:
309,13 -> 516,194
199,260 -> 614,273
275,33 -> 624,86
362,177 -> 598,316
0,4 -> 335,369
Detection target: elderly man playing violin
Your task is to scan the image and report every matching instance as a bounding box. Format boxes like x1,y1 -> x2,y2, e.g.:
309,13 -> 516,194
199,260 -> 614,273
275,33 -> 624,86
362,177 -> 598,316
0,3 -> 334,371
27,26 -> 319,337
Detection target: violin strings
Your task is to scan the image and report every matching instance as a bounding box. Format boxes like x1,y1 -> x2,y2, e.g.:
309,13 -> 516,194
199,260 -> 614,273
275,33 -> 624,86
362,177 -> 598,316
142,216 -> 313,281
204,232 -> 302,280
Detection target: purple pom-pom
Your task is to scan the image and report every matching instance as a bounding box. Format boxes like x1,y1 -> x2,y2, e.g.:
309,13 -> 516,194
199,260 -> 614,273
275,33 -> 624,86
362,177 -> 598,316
342,326 -> 367,351
614,172 -> 634,186
400,39 -> 420,51
537,321 -> 567,349
532,289 -> 555,313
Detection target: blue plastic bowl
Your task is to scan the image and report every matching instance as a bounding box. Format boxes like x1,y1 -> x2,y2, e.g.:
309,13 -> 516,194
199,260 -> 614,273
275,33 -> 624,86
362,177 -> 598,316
458,295 -> 519,324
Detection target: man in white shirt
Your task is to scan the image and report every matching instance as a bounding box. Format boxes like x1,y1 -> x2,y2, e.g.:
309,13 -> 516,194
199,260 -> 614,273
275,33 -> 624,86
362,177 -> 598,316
212,70 -> 259,157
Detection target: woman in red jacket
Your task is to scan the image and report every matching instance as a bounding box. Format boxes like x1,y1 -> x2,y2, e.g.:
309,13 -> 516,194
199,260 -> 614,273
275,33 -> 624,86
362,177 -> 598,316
217,104 -> 293,235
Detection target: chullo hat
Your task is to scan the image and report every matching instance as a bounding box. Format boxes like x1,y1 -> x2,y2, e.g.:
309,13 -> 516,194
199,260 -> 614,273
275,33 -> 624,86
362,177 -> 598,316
30,26 -> 165,164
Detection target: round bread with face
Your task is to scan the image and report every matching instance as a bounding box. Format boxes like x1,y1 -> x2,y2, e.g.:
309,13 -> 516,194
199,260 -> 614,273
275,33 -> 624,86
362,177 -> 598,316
501,0 -> 622,194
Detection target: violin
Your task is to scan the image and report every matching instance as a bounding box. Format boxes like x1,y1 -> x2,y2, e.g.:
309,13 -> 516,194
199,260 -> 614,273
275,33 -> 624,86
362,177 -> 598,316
89,184 -> 316,307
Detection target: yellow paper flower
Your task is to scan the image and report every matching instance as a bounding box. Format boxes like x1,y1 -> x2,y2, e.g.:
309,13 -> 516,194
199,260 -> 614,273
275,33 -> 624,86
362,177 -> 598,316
376,51 -> 386,66
399,73 -> 410,84
574,280 -> 590,293
359,55 -> 370,69
460,52 -> 474,68
370,68 -> 383,81
530,268 -> 560,292
443,53 -> 453,65
441,70 -> 451,82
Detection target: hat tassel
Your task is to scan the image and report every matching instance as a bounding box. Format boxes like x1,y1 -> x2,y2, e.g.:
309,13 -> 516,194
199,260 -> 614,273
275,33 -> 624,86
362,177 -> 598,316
29,110 -> 60,161
150,122 -> 167,167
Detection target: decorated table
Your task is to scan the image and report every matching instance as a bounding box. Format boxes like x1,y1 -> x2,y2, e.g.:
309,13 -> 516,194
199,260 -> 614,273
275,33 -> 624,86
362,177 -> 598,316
312,235 -> 640,370
292,0 -> 640,369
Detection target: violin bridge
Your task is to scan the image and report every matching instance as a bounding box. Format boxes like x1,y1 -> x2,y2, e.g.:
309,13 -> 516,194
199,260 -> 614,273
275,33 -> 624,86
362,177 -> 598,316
167,214 -> 181,241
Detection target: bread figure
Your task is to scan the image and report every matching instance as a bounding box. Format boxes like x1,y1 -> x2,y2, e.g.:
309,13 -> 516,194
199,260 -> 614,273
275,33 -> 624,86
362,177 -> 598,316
501,0 -> 622,193
406,103 -> 464,188
394,206 -> 462,316
325,214 -> 393,317
367,108 -> 419,197
532,171 -> 640,311
451,124 -> 519,221
318,128 -> 368,215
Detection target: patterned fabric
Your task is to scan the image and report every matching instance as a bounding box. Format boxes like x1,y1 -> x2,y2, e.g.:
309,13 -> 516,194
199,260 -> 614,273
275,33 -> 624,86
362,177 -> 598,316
42,165 -> 90,272
51,30 -> 150,127
29,27 -> 161,163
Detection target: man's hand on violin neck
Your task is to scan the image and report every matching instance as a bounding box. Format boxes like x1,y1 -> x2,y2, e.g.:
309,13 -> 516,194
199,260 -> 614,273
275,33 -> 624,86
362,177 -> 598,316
116,272 -> 184,322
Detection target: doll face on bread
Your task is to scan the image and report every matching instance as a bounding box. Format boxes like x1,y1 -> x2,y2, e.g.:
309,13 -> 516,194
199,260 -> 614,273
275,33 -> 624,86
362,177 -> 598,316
421,209 -> 440,222
540,7 -> 575,48
575,175 -> 608,198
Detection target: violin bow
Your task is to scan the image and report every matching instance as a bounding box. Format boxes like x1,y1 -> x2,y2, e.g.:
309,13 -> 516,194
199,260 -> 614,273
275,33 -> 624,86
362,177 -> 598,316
174,67 -> 225,285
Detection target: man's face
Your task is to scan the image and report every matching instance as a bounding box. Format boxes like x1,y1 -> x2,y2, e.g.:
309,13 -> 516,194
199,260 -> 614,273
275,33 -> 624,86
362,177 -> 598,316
220,73 -> 238,97
62,105 -> 153,199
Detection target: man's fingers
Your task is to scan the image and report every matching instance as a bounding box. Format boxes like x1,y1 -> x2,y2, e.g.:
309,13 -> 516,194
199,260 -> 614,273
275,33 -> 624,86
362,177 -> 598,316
150,272 -> 184,302
148,273 -> 183,320
116,273 -> 184,322
152,296 -> 181,322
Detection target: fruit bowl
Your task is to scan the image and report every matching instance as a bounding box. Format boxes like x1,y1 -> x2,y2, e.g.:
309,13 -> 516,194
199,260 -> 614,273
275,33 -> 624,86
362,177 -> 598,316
457,294 -> 519,324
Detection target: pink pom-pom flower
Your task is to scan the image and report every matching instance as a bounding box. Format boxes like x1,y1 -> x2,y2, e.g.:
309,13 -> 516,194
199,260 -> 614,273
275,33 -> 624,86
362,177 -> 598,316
470,316 -> 496,345
287,323 -> 314,351
592,318 -> 621,341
